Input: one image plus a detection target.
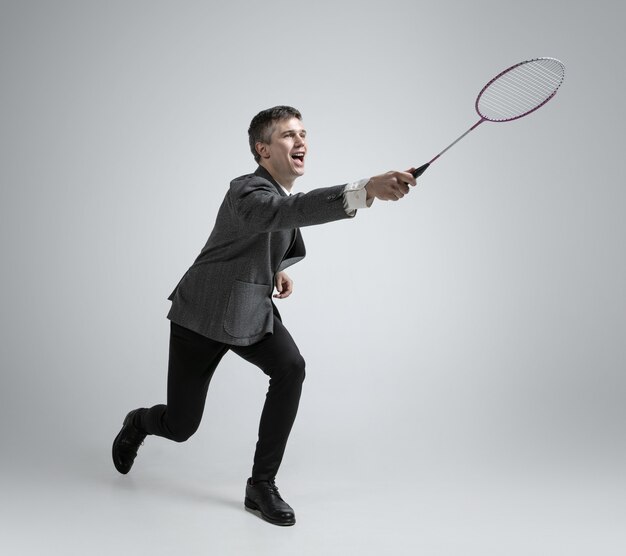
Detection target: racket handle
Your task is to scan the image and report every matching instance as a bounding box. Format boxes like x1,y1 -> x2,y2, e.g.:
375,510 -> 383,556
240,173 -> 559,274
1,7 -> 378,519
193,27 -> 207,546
411,163 -> 430,178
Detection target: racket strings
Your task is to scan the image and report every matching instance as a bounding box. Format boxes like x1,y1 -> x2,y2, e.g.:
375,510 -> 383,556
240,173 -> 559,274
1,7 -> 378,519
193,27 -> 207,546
481,68 -> 560,119
477,58 -> 565,122
483,62 -> 562,115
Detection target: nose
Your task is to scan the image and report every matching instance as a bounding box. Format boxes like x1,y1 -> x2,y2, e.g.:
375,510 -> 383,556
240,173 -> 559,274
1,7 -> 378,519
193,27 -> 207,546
295,134 -> 305,148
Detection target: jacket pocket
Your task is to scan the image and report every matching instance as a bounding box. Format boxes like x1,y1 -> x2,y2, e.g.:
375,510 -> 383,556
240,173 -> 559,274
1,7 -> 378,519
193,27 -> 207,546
224,280 -> 272,339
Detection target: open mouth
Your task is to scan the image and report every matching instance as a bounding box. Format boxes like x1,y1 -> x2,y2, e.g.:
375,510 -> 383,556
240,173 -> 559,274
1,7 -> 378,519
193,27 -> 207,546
291,152 -> 305,168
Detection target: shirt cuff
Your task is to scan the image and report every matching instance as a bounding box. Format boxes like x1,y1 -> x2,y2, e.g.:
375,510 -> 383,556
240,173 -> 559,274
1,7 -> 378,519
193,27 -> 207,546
342,178 -> 373,215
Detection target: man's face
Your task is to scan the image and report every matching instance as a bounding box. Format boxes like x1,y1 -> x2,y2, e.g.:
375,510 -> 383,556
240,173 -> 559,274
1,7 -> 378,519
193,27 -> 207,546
257,117 -> 307,183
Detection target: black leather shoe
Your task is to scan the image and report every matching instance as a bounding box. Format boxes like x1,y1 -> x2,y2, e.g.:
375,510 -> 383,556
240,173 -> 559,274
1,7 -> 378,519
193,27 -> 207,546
244,478 -> 296,526
112,409 -> 147,474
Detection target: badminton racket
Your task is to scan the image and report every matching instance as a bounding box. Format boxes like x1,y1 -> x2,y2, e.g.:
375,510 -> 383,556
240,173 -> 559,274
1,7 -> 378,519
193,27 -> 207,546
411,57 -> 565,178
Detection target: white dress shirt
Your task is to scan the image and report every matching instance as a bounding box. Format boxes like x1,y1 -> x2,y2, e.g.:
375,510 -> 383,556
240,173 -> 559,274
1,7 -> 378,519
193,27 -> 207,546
342,178 -> 373,215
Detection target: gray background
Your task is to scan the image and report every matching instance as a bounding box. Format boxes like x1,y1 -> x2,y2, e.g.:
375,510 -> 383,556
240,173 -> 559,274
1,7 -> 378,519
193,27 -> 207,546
1,0 -> 624,554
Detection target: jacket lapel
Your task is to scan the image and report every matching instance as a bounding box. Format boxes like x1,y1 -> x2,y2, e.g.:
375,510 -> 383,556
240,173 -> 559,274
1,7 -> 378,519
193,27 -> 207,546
253,166 -> 306,268
254,165 -> 288,197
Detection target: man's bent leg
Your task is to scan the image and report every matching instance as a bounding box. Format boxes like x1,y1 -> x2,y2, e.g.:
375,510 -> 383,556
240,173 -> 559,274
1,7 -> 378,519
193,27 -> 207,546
139,321 -> 229,442
231,315 -> 305,481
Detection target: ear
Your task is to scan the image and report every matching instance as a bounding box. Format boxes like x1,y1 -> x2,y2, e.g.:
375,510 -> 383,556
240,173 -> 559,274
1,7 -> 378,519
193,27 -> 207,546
255,141 -> 270,160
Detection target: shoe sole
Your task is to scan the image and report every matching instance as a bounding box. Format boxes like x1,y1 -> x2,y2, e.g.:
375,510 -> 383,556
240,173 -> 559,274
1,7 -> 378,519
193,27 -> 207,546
112,411 -> 135,475
112,429 -> 129,474
244,497 -> 296,526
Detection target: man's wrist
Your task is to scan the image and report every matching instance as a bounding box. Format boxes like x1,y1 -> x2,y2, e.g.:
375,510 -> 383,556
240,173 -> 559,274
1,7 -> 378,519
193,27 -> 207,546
343,178 -> 371,213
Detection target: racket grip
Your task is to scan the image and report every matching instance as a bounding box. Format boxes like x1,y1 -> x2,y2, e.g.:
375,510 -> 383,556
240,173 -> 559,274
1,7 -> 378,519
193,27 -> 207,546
411,163 -> 430,179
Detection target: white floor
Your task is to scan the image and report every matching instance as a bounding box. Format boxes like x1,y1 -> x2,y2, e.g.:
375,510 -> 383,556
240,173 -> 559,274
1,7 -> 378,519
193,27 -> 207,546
3,439 -> 625,556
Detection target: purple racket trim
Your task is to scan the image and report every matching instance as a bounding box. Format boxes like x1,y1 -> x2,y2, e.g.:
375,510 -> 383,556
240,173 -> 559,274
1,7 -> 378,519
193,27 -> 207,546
475,57 -> 565,122
419,57 -> 565,170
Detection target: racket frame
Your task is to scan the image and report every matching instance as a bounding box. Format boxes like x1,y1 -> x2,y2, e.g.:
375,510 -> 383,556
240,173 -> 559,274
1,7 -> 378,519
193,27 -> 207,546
412,57 -> 565,178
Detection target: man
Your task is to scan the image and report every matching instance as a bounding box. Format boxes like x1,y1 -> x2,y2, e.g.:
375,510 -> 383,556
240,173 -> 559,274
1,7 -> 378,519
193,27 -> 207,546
112,106 -> 416,526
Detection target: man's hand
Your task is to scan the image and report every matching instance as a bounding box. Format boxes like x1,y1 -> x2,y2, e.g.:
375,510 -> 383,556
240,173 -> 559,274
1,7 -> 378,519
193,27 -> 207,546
273,271 -> 293,299
365,169 -> 417,201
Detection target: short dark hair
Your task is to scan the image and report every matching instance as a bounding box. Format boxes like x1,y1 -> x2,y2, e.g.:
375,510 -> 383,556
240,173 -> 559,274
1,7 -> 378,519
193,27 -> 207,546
248,106 -> 302,162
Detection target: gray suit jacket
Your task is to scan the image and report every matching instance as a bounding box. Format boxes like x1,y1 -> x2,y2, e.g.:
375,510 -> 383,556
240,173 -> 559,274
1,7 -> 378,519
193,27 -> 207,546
166,166 -> 354,346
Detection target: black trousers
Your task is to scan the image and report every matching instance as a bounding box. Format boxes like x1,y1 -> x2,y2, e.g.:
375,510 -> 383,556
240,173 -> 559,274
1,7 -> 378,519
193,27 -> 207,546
139,308 -> 306,481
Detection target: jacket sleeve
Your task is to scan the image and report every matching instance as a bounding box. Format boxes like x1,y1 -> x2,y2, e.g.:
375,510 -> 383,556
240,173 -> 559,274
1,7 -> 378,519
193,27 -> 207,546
230,175 -> 355,233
